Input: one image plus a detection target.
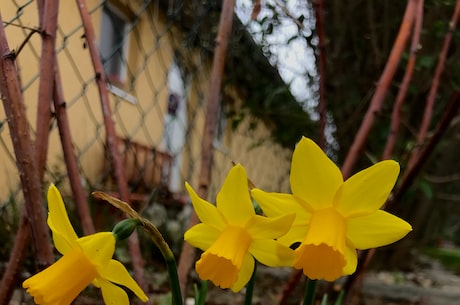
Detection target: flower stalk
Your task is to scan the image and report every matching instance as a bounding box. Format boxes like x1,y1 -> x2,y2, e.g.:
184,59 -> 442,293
302,279 -> 317,305
243,262 -> 257,305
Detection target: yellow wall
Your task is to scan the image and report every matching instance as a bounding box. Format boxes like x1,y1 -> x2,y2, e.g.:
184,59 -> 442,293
0,0 -> 293,205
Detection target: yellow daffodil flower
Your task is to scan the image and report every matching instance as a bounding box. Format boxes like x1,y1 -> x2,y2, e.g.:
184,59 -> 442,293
184,164 -> 295,292
251,137 -> 412,281
23,184 -> 148,305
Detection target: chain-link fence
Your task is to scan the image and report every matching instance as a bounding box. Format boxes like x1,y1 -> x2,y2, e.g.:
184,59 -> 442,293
1,0 -> 312,302
1,0 -> 299,212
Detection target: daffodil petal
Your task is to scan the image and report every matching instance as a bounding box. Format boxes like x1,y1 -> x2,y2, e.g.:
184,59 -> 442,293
184,223 -> 220,251
231,253 -> 254,292
47,184 -> 78,254
290,137 -> 342,209
185,182 -> 226,230
247,213 -> 295,239
97,259 -> 148,302
276,223 -> 309,247
342,244 -> 358,275
98,278 -> 130,305
251,189 -> 310,217
335,160 -> 400,217
47,229 -> 78,257
249,239 -> 294,267
216,164 -> 254,225
347,210 -> 412,250
77,232 -> 115,268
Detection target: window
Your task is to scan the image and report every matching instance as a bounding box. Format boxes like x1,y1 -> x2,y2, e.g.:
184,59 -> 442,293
99,4 -> 130,84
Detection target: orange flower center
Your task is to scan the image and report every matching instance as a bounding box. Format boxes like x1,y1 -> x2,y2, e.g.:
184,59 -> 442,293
195,226 -> 252,289
294,207 -> 347,281
23,246 -> 98,305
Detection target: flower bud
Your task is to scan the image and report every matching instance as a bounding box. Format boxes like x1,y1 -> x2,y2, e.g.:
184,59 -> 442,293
112,218 -> 141,241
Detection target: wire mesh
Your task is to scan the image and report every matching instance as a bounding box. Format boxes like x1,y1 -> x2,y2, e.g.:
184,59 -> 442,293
1,0 -> 294,243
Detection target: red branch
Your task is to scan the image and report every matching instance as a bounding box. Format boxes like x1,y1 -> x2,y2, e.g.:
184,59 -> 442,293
407,0 -> 460,170
383,0 -> 424,159
75,0 -> 146,290
341,0 -> 417,178
176,0 -> 237,297
34,0 -> 59,179
0,11 -> 54,295
53,63 -> 95,235
390,89 -> 460,209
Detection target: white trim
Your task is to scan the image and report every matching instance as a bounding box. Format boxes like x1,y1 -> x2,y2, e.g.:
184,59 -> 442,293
107,83 -> 138,104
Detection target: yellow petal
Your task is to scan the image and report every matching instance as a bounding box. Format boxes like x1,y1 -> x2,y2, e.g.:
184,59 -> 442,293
185,182 -> 226,230
347,210 -> 412,250
276,223 -> 309,247
342,244 -> 358,275
247,213 -> 295,239
77,232 -> 115,268
47,184 -> 78,254
335,160 -> 400,217
216,164 -> 254,226
97,260 -> 148,302
23,246 -> 97,305
251,189 -> 310,217
231,253 -> 254,292
290,137 -> 342,209
249,239 -> 294,267
98,278 -> 130,305
184,223 -> 220,251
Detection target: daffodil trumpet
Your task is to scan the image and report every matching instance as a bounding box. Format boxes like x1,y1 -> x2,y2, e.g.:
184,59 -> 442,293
252,136 -> 412,281
23,184 -> 148,305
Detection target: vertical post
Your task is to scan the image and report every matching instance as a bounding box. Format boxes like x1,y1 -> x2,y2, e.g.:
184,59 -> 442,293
177,0 -> 236,296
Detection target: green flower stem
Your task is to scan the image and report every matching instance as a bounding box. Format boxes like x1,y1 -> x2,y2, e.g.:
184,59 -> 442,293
244,262 -> 257,305
302,278 -> 317,305
141,220 -> 183,305
334,290 -> 345,305
194,280 -> 208,305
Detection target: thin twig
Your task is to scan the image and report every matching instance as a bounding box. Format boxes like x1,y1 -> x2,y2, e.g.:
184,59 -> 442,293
341,0 -> 417,178
53,62 -> 95,234
0,10 -> 54,273
407,0 -> 460,169
383,0 -> 424,159
35,0 -> 59,179
75,0 -> 146,290
177,0 -> 237,297
389,89 -> 460,209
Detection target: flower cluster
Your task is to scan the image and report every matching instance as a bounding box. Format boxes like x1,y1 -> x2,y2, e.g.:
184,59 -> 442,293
22,136 -> 412,305
185,136 -> 412,289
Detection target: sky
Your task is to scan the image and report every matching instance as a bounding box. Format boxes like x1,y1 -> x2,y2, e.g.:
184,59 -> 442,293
235,0 -> 319,118
235,0 -> 339,152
